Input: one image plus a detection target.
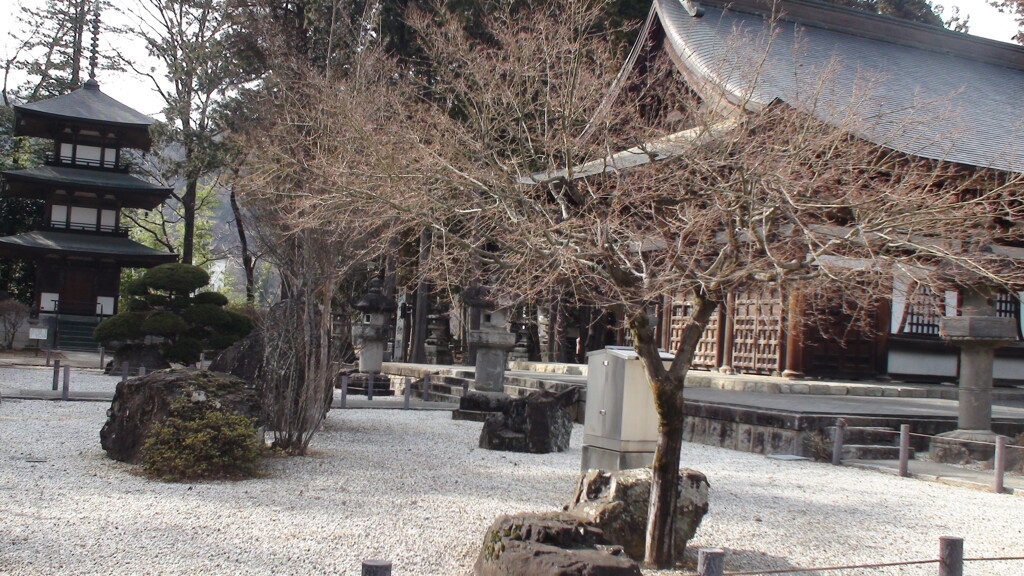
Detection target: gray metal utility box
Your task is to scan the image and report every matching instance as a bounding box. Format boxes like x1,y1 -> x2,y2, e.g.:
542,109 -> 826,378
581,346 -> 671,471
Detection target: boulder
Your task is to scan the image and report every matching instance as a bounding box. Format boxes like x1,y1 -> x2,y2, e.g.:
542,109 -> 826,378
208,330 -> 264,385
104,344 -> 170,375
100,369 -> 262,463
474,512 -> 641,576
565,468 -> 709,563
479,386 -> 581,453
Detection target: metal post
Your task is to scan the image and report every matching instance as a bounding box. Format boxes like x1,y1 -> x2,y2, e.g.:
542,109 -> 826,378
403,377 -> 411,410
831,418 -> 846,466
938,536 -> 963,576
340,374 -> 349,409
361,559 -> 392,576
45,348 -> 52,367
99,347 -> 105,369
899,424 -> 911,477
52,359 -> 61,391
993,436 -> 1007,494
121,361 -> 129,383
422,374 -> 431,401
368,374 -> 374,401
697,548 -> 725,576
61,365 -> 70,401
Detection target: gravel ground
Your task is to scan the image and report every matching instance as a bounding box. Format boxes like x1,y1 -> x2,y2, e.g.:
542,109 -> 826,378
2,367 -> 1024,575
0,365 -> 121,396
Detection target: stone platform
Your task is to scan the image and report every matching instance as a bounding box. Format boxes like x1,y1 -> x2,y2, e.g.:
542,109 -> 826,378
382,361 -> 1024,457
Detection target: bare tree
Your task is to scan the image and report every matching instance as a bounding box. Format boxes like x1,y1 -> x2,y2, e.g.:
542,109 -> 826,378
232,0 -> 1024,565
0,299 -> 29,350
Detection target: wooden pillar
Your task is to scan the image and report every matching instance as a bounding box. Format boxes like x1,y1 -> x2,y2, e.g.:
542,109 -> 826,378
719,292 -> 735,374
782,287 -> 805,378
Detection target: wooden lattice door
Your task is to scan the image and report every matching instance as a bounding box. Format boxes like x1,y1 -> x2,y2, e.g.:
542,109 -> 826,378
666,299 -> 719,370
730,288 -> 783,375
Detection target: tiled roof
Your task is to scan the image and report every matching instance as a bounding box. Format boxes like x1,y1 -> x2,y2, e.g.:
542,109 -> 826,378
14,79 -> 156,150
656,0 -> 1024,174
2,166 -> 172,210
0,231 -> 177,267
16,79 -> 155,128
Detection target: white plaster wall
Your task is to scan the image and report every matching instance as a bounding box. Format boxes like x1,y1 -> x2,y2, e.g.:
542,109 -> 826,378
887,349 -> 957,380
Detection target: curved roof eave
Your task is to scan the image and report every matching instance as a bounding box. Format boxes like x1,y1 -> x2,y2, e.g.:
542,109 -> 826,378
654,0 -> 1024,174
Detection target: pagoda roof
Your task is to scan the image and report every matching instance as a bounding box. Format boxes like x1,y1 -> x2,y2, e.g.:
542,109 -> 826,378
14,79 -> 156,150
0,231 -> 177,268
655,0 -> 1024,174
2,166 -> 172,210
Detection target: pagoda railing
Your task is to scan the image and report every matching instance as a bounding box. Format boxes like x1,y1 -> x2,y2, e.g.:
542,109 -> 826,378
43,223 -> 130,237
44,152 -> 132,173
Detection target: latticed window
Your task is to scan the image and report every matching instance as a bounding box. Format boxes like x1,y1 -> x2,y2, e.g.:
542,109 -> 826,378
996,292 -> 1023,340
899,284 -> 945,336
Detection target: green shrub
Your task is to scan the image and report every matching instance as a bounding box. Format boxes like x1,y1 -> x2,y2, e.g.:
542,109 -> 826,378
182,303 -> 232,328
94,312 -> 146,343
144,263 -> 210,295
124,278 -> 149,296
142,312 -> 188,337
193,291 -> 229,306
125,298 -> 151,312
141,401 -> 262,482
163,337 -> 203,365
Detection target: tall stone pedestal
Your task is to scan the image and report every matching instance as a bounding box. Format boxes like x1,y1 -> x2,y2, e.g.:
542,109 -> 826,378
931,288 -> 1016,461
470,328 -> 516,392
353,278 -> 397,386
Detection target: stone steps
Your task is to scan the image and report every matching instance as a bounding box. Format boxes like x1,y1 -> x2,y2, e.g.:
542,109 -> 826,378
826,426 -> 899,445
825,426 -> 914,461
843,444 -> 909,460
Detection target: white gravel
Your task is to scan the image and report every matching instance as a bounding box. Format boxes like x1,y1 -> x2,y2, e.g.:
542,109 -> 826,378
0,365 -> 122,396
2,366 -> 1023,575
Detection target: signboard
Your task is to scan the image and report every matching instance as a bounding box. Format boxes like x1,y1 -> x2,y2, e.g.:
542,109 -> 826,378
29,328 -> 48,340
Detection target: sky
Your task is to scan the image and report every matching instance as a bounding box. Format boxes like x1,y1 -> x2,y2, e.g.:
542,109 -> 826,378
0,0 -> 1021,122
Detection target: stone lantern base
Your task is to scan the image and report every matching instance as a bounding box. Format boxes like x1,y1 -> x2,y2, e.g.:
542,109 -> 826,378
929,429 -> 1005,462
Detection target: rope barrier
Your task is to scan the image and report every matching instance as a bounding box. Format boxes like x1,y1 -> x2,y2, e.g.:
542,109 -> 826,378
831,424 -> 1021,449
680,555 -> 1024,576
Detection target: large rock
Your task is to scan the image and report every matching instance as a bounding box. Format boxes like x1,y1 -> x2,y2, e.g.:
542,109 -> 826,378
208,330 -> 264,385
479,386 -> 581,453
104,344 -> 170,375
565,468 -> 710,563
100,369 -> 262,463
474,512 -> 641,576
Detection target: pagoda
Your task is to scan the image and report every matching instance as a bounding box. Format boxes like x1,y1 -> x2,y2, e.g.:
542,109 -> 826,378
0,78 -> 177,348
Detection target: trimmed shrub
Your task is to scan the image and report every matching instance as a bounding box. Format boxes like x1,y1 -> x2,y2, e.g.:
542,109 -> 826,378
144,263 -> 210,295
94,312 -> 146,343
142,312 -> 189,337
163,337 -> 203,365
182,303 -> 232,328
124,278 -> 149,296
193,291 -> 229,306
141,400 -> 262,482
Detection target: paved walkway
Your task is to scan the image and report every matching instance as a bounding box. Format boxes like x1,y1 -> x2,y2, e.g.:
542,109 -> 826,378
847,459 -> 1024,496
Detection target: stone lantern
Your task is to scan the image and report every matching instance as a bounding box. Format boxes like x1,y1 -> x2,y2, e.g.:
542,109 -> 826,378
931,286 -> 1017,459
352,278 -> 397,374
464,286 -> 516,393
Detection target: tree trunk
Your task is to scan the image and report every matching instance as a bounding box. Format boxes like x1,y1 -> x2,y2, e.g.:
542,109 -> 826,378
630,294 -> 718,569
411,227 -> 431,363
646,398 -> 686,567
229,188 -> 255,304
181,178 -> 198,265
